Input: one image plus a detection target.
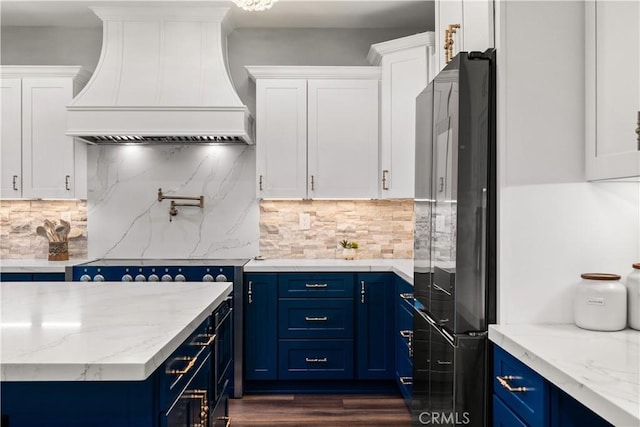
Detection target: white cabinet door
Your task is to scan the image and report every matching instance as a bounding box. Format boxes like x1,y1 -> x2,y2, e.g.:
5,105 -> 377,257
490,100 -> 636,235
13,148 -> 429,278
21,78 -> 75,198
1,78 -> 22,198
307,79 -> 379,199
585,1 -> 640,180
379,45 -> 429,198
255,79 -> 307,198
435,0 -> 494,73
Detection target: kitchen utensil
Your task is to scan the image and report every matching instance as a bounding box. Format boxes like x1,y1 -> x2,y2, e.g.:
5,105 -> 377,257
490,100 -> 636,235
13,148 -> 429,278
574,273 -> 627,331
36,226 -> 49,241
59,219 -> 71,240
43,219 -> 58,241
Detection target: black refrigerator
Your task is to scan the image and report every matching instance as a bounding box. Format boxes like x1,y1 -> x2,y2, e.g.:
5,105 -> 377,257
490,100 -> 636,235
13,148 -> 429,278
412,49 -> 496,427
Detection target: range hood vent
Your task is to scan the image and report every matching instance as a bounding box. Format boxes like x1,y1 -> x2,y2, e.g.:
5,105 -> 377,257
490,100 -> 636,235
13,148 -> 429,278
67,7 -> 254,145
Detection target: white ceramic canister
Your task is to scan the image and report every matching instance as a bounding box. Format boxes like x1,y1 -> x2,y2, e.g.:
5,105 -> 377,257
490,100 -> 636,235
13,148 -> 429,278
574,273 -> 627,331
627,263 -> 640,330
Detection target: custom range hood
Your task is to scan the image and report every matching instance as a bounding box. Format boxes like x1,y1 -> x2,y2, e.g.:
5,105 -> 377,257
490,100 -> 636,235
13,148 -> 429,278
67,7 -> 254,144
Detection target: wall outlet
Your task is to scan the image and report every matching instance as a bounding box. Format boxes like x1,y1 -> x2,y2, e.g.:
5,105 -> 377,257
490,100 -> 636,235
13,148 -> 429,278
299,213 -> 311,230
60,212 -> 72,222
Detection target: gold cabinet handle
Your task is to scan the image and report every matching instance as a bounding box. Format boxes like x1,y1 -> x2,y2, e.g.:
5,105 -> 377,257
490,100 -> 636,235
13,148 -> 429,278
183,389 -> 209,425
247,280 -> 253,304
305,316 -> 328,321
400,293 -> 414,300
166,355 -> 198,375
444,23 -> 461,64
496,375 -> 530,393
193,333 -> 216,346
217,416 -> 231,427
259,175 -> 263,191
382,169 -> 389,190
399,376 -> 413,385
65,175 -> 71,191
305,357 -> 328,363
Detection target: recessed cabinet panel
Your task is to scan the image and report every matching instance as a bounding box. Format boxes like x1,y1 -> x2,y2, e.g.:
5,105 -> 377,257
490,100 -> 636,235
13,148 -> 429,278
22,78 -> 75,199
1,78 -> 22,198
307,79 -> 379,199
256,79 -> 307,198
586,0 -> 640,180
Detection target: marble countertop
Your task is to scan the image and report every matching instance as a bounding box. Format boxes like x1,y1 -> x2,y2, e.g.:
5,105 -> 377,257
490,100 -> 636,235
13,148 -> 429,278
0,281 -> 232,382
489,324 -> 640,426
0,259 -> 92,273
244,258 -> 413,285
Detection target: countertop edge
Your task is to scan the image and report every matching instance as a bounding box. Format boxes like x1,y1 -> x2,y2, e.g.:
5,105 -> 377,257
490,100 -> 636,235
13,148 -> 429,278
488,325 -> 639,426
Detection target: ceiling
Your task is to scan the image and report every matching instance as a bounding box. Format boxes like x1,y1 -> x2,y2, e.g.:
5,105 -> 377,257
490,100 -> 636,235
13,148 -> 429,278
0,0 -> 434,29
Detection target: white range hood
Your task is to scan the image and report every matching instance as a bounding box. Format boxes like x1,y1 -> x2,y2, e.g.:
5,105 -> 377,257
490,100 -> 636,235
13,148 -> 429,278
67,7 -> 254,144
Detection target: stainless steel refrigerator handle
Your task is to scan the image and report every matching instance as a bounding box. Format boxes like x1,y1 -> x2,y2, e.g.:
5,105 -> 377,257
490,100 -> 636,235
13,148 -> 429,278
412,306 -> 456,347
479,188 -> 487,312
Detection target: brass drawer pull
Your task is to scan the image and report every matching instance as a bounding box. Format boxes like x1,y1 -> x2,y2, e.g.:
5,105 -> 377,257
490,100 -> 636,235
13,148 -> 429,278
305,357 -> 328,363
305,316 -> 328,321
496,375 -> 530,393
167,355 -> 198,375
217,416 -> 231,427
193,333 -> 216,346
305,283 -> 328,288
399,376 -> 413,385
400,293 -> 414,300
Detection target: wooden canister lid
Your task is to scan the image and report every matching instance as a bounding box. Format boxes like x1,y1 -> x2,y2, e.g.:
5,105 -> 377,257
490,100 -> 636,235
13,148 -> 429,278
580,273 -> 621,280
633,263 -> 640,270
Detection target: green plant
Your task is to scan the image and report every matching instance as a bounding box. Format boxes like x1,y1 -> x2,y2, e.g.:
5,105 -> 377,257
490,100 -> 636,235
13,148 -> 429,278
339,239 -> 358,249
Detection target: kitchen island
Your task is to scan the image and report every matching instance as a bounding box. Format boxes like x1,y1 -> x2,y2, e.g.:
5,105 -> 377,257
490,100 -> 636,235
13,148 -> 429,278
1,281 -> 232,426
489,324 -> 640,426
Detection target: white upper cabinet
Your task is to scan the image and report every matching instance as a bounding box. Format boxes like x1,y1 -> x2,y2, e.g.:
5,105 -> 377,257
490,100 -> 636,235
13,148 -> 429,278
368,32 -> 435,199
585,1 -> 640,180
247,66 -> 381,199
435,0 -> 494,73
0,66 -> 90,199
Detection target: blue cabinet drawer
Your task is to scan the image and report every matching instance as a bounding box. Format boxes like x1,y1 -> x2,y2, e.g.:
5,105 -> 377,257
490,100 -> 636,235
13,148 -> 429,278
279,340 -> 353,380
279,299 -> 353,339
279,273 -> 354,298
493,346 -> 548,427
493,394 -> 527,427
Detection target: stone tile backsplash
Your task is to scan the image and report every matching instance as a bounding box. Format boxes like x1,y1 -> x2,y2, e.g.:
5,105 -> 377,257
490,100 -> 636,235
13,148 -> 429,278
260,199 -> 414,259
0,200 -> 88,259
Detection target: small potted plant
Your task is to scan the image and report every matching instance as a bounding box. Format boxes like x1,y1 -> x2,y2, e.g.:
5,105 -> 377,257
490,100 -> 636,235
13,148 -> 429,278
339,239 -> 358,260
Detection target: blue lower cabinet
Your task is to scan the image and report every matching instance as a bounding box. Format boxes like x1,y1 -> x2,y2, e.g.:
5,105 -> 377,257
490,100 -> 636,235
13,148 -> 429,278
356,273 -> 394,379
244,273 -> 278,380
1,272 -> 65,281
279,298 -> 353,339
493,344 -> 612,427
279,340 -> 354,380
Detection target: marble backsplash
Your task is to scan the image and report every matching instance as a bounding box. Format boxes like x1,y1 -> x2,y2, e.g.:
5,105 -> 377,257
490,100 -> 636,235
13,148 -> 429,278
260,199 -> 414,259
0,200 -> 88,259
86,144 -> 259,259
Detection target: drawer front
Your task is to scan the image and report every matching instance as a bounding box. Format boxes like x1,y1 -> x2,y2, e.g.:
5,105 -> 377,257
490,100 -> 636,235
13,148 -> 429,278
279,299 -> 353,339
279,340 -> 353,380
493,345 -> 548,427
279,273 -> 354,298
493,395 -> 527,427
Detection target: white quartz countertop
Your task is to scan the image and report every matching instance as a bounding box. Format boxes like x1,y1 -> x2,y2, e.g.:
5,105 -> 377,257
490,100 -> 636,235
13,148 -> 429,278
244,258 -> 413,285
0,259 -> 92,273
0,281 -> 232,382
489,324 -> 640,426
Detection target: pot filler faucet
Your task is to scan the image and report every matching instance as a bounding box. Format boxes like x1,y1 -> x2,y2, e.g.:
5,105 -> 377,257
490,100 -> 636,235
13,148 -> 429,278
157,188 -> 204,222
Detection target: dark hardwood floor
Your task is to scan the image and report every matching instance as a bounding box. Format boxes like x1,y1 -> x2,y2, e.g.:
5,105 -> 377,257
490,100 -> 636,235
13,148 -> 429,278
228,394 -> 411,426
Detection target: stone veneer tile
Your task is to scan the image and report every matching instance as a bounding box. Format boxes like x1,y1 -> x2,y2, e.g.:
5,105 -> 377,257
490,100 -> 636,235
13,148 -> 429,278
259,199 -> 414,259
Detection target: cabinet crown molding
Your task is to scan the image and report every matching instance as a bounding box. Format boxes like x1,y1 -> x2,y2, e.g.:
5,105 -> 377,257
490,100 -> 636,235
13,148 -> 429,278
0,66 -> 91,85
367,32 -> 435,65
246,66 -> 381,81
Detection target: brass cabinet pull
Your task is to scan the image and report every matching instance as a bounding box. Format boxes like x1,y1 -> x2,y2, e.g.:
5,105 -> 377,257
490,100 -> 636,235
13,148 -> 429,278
305,357 -> 328,363
12,175 -> 18,191
382,169 -> 389,190
310,175 -> 315,191
65,175 -> 71,191
259,175 -> 263,191
305,316 -> 328,321
496,375 -> 530,393
444,23 -> 461,64
217,416 -> 231,427
305,283 -> 328,288
360,280 -> 366,304
248,280 -> 253,304
399,376 -> 413,385
400,293 -> 414,300
166,355 -> 198,375
183,389 -> 209,426
193,333 -> 216,346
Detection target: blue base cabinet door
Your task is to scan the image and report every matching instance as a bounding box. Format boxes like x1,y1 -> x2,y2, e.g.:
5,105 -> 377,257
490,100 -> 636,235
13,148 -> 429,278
244,273 -> 278,380
356,273 -> 394,379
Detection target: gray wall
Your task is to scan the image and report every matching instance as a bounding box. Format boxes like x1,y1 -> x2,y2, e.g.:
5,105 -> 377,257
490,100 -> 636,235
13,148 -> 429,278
1,26 -> 422,117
